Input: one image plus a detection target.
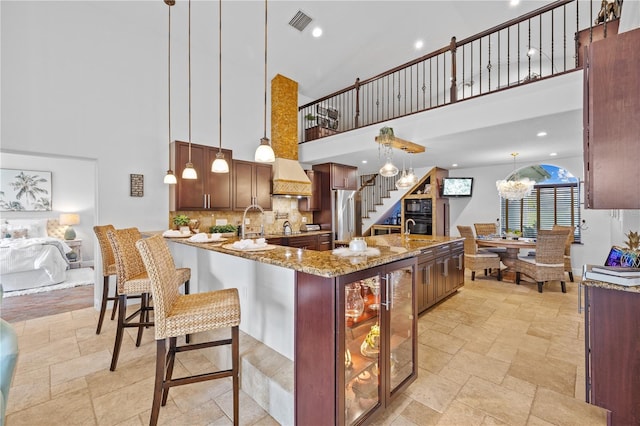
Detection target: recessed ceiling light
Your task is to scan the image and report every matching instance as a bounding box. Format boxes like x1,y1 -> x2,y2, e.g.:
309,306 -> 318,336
510,0 -> 520,6
414,40 -> 424,50
452,164 -> 458,167
362,160 -> 368,164
550,152 -> 557,156
312,27 -> 322,38
537,131 -> 547,137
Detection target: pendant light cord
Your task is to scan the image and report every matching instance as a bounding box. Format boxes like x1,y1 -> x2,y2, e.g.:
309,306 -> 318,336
168,4 -> 172,168
188,0 -> 192,163
263,0 -> 268,139
218,0 -> 222,153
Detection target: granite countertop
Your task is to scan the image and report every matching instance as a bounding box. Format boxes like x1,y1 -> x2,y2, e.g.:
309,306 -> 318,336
167,233 -> 462,278
581,279 -> 640,294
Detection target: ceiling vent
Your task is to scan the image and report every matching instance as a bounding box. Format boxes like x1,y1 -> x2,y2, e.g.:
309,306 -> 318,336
288,10 -> 312,32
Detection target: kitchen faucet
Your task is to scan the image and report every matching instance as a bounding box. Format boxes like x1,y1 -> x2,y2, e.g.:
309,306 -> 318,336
405,218 -> 416,237
241,203 -> 264,240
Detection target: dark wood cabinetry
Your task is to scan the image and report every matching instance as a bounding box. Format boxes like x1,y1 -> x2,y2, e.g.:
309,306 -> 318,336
232,160 -> 272,211
330,163 -> 358,190
583,28 -> 640,209
298,170 -> 322,212
585,285 -> 640,425
417,241 -> 464,314
295,257 -> 416,425
172,141 -> 233,211
576,19 -> 619,68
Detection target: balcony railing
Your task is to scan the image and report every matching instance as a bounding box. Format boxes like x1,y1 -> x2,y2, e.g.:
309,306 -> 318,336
299,0 -> 621,143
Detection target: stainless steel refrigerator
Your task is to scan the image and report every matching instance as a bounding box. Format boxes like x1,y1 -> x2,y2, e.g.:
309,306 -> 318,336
332,189 -> 361,242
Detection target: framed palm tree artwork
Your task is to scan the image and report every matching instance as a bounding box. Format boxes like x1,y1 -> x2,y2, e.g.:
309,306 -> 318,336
0,169 -> 52,211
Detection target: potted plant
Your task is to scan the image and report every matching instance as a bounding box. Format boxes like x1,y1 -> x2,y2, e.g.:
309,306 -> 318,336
172,214 -> 191,233
304,113 -> 316,129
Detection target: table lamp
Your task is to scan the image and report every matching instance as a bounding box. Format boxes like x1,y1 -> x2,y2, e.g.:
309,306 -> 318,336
59,213 -> 80,240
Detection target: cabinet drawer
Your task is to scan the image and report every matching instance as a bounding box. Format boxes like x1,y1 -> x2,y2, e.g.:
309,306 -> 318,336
435,244 -> 450,257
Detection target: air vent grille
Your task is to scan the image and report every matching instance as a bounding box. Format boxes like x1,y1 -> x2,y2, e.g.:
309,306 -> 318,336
288,10 -> 312,32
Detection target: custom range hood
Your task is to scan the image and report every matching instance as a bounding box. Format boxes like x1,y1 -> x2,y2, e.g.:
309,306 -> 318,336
272,158 -> 312,197
270,74 -> 312,197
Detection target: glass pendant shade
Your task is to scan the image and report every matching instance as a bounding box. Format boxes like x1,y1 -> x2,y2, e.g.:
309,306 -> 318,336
255,137 -> 275,163
405,168 -> 418,186
396,169 -> 413,189
211,151 -> 229,173
379,160 -> 399,177
182,162 -> 197,179
164,170 -> 177,184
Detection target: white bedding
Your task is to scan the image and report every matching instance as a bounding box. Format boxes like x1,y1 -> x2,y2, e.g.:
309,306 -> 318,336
0,237 -> 70,292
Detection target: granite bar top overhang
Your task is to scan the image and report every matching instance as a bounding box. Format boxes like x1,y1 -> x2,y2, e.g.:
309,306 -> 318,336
168,234 -> 462,278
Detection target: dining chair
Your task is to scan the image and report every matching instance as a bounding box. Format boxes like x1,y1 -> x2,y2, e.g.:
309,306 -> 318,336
457,226 -> 502,281
106,227 -> 190,371
552,225 -> 575,282
474,223 -> 506,254
136,234 -> 240,426
513,229 -> 570,293
93,225 -> 119,335
474,223 -> 497,237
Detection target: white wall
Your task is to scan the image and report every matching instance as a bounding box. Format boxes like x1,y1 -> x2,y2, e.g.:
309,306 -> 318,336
449,156 -> 640,274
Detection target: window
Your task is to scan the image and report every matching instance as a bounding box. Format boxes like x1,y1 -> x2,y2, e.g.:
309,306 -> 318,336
500,165 -> 581,243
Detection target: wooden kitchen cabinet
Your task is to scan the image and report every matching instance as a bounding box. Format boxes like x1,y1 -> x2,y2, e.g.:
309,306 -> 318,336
172,141 -> 233,211
584,285 -> 640,425
417,248 -> 437,313
232,160 -> 272,211
330,163 -> 358,190
298,170 -> 322,212
417,242 -> 464,314
583,27 -> 640,209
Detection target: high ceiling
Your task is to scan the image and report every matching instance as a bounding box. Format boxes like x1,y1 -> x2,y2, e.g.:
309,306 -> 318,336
257,0 -> 586,173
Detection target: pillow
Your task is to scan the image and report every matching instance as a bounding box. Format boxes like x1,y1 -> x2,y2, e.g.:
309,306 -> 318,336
6,219 -> 49,238
9,227 -> 28,239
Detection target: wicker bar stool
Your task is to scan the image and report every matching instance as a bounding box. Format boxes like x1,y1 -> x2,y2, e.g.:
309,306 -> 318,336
513,229 -> 570,293
107,228 -> 190,371
458,226 -> 502,281
93,225 -> 119,335
136,234 -> 240,426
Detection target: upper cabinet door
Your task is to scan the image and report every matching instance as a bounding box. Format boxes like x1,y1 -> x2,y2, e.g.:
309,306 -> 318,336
233,160 -> 272,211
175,142 -> 207,210
331,163 -> 358,190
584,28 -> 640,209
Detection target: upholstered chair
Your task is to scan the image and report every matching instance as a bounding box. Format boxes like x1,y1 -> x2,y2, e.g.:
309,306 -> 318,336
136,235 -> 240,426
457,225 -> 502,281
106,228 -> 190,371
513,229 -> 570,293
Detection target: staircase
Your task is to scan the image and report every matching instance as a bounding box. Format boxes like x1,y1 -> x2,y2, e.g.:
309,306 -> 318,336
359,173 -> 403,234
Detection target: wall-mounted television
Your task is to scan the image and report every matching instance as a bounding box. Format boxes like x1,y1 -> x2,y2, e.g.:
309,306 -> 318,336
441,177 -> 474,197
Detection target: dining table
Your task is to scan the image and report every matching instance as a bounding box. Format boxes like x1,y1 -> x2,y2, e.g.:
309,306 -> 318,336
476,237 -> 538,281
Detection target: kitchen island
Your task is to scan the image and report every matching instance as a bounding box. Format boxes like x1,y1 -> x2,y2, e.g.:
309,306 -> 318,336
167,233 -> 464,425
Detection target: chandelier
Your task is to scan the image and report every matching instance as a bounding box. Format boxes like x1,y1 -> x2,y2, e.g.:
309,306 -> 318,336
496,153 -> 535,200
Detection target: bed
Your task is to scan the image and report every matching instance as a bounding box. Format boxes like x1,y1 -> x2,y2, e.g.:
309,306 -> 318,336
0,219 -> 71,293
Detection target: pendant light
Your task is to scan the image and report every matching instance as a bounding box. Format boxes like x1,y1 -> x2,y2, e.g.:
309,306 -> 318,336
496,152 -> 535,200
378,127 -> 398,177
211,0 -> 229,173
164,0 -> 177,184
254,0 -> 275,163
182,0 -> 197,180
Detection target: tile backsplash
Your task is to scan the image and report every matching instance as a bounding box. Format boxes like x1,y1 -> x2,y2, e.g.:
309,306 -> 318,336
170,197 -> 313,235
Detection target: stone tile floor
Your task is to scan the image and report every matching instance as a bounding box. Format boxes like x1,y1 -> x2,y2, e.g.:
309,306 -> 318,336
4,274 -> 607,425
